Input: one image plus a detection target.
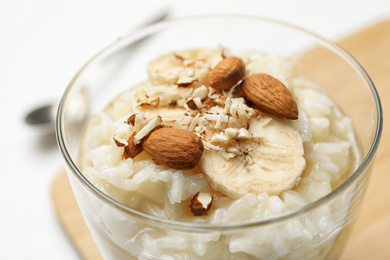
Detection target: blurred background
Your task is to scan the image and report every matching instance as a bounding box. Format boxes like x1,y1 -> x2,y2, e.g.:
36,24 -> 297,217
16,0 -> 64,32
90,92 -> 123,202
0,0 -> 389,259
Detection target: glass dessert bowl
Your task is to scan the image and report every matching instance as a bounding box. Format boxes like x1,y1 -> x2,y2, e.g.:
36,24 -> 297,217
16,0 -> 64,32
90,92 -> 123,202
56,15 -> 382,260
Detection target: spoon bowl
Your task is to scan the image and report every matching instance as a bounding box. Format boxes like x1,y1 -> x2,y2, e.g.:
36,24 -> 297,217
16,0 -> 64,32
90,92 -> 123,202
25,103 -> 58,134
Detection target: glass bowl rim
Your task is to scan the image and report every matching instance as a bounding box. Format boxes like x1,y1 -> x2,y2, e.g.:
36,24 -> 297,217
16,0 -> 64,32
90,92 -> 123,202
56,14 -> 383,231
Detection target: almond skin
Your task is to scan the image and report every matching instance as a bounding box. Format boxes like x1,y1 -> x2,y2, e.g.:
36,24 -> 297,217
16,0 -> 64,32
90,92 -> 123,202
242,73 -> 298,120
142,128 -> 204,170
123,132 -> 143,159
209,56 -> 245,91
126,114 -> 136,126
190,192 -> 213,216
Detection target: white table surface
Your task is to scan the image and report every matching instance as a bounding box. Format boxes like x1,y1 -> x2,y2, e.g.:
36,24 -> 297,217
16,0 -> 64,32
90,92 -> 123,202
0,0 -> 389,259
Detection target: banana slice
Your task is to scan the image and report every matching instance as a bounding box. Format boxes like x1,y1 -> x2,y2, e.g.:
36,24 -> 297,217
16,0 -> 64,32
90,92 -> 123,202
200,115 -> 306,198
147,48 -> 223,86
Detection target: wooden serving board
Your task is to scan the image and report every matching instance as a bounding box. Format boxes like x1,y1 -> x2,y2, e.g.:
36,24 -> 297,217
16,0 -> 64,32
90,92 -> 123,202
51,20 -> 390,260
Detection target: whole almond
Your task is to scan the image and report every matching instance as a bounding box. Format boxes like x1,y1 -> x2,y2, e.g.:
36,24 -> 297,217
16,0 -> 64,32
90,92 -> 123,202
242,73 -> 298,120
209,56 -> 245,91
142,128 -> 204,170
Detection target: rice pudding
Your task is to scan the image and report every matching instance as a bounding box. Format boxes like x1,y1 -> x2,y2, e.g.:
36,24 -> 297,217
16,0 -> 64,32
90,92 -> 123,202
77,48 -> 361,259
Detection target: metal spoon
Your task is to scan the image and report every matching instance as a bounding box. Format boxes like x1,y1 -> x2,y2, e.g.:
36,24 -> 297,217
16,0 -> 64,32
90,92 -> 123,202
25,102 -> 59,134
25,11 -> 169,134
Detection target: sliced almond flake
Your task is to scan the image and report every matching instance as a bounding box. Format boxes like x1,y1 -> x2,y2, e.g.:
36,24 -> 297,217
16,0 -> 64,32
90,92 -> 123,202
180,114 -> 194,126
113,132 -> 129,146
170,120 -> 184,130
204,114 -> 229,130
194,125 -> 206,136
113,121 -> 131,145
197,192 -> 213,206
210,127 -> 239,143
228,99 -> 238,115
188,113 -> 202,132
134,112 -> 146,131
225,128 -> 239,139
202,127 -> 215,139
177,68 -> 197,86
113,137 -> 127,147
195,68 -> 211,83
223,79 -> 243,97
221,98 -> 253,128
238,115 -> 250,128
151,96 -> 178,107
215,113 -> 228,129
210,133 -> 228,143
186,99 -> 197,110
208,87 -> 221,100
203,141 -> 223,151
227,117 -> 241,128
138,97 -> 160,108
134,115 -> 162,144
246,107 -> 255,117
183,109 -> 197,117
207,105 -> 221,113
178,79 -> 197,88
193,97 -> 203,109
229,98 -> 251,118
152,68 -> 181,83
126,114 -> 136,126
177,86 -> 194,99
177,75 -> 197,87
190,192 -> 213,216
237,128 -> 252,139
238,112 -> 252,128
204,114 -> 227,122
223,97 -> 232,114
193,85 -> 209,100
